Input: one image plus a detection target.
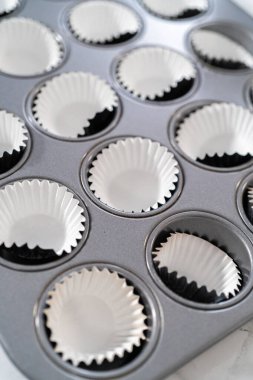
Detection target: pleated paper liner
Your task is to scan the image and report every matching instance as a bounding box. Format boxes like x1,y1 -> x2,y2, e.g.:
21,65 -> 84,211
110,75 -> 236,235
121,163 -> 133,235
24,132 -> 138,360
88,137 -> 179,213
176,102 -> 253,169
32,72 -> 119,139
153,232 -> 242,304
0,110 -> 29,175
197,153 -> 252,168
0,0 -> 20,16
200,57 -> 249,70
245,187 -> 253,226
69,0 -> 141,45
119,78 -> 195,102
77,108 -> 117,138
145,78 -> 195,102
0,179 -> 86,265
156,268 -> 226,303
0,243 -> 62,265
191,29 -> 253,70
141,0 -> 208,20
44,267 -> 149,371
116,47 -> 196,102
0,17 -> 64,76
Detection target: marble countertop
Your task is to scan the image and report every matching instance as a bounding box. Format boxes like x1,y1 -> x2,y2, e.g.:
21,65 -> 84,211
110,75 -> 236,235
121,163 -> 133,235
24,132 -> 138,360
169,321 -> 253,380
1,319 -> 253,380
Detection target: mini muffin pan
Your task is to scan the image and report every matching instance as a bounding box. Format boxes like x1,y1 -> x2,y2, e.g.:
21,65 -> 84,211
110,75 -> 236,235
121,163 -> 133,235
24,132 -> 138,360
1,1 -> 253,380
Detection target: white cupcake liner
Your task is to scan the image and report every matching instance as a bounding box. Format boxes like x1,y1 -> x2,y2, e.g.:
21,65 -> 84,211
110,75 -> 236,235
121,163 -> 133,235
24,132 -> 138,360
116,47 -> 196,100
0,110 -> 28,159
248,187 -> 253,204
45,266 -> 147,366
0,17 -> 63,76
0,179 -> 86,255
33,72 -> 119,138
246,187 -> 253,223
153,232 -> 241,298
176,102 -> 253,160
88,137 -> 179,213
69,0 -> 140,44
0,0 -> 20,15
142,0 -> 208,18
191,29 -> 253,69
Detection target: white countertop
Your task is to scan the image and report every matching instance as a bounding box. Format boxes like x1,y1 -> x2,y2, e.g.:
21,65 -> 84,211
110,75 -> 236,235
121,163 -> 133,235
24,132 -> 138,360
1,319 -> 253,380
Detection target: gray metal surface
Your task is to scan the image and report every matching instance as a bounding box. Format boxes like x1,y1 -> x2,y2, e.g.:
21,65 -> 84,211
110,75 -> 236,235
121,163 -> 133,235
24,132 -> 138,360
1,0 -> 253,379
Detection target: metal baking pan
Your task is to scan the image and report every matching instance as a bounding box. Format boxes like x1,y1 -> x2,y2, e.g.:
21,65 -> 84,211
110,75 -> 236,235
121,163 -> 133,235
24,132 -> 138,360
1,0 -> 253,379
